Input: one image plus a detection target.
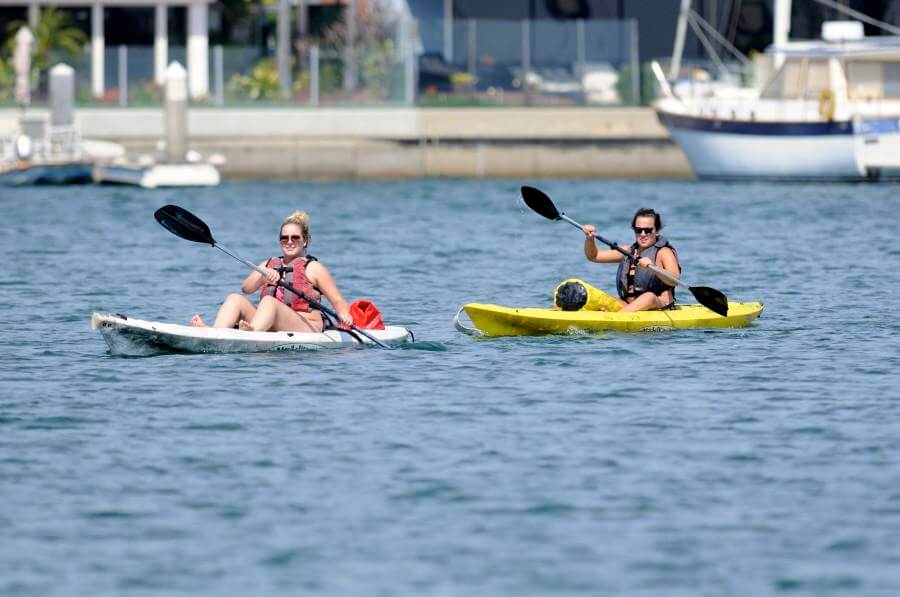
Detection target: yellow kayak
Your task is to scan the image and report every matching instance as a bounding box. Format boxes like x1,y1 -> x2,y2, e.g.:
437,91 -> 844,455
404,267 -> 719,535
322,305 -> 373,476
455,302 -> 764,337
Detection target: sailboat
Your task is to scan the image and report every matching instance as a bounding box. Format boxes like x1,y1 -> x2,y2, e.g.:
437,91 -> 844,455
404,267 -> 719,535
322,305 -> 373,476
652,0 -> 900,181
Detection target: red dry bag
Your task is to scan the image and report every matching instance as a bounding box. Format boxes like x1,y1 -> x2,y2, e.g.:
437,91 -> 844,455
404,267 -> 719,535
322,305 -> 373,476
348,299 -> 385,330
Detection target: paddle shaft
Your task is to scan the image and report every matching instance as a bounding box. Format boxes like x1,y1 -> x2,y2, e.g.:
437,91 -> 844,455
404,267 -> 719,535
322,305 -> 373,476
557,213 -> 688,290
213,242 -> 392,349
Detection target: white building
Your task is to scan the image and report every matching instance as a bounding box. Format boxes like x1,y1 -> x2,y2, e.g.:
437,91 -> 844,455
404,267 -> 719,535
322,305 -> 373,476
0,0 -> 213,99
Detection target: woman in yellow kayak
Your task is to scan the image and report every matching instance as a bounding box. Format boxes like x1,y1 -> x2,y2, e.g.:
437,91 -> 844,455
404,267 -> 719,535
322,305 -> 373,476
191,211 -> 352,332
581,207 -> 681,312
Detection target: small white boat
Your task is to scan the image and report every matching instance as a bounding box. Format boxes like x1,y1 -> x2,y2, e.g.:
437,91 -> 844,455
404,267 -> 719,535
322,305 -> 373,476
1,63 -> 127,186
91,312 -> 414,355
1,114 -> 99,186
92,163 -> 221,189
653,1 -> 900,181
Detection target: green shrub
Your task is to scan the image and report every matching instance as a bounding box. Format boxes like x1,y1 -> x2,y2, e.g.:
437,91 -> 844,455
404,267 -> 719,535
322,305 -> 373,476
616,62 -> 657,106
318,59 -> 343,94
226,57 -> 281,101
359,40 -> 393,99
3,7 -> 87,96
0,58 -> 13,103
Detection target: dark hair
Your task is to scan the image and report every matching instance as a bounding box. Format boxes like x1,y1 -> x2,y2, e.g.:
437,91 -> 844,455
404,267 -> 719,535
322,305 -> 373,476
631,208 -> 662,231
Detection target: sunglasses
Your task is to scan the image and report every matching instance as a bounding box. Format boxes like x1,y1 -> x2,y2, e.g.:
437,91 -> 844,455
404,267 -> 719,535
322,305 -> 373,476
633,226 -> 655,235
279,235 -> 303,244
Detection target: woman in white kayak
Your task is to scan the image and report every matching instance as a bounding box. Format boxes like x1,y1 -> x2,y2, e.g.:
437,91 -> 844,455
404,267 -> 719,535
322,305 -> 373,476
581,207 -> 681,312
192,211 -> 352,332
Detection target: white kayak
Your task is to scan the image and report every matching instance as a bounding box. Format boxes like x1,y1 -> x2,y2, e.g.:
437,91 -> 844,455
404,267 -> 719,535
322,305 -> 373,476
91,312 -> 414,355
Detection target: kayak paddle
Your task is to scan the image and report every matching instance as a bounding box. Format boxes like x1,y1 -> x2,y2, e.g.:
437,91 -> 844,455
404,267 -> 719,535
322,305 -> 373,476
154,204 -> 393,348
520,185 -> 729,317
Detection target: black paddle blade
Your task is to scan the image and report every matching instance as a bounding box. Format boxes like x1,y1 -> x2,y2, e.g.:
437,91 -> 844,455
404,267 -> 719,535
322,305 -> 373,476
521,186 -> 561,221
690,286 -> 729,317
154,205 -> 215,245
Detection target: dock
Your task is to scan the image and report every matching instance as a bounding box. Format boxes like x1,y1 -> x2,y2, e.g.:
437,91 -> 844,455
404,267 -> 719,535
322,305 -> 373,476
2,107 -> 692,179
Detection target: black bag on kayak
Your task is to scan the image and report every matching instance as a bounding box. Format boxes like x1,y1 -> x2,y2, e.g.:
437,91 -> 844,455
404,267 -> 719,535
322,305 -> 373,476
553,278 -> 622,312
554,281 -> 588,311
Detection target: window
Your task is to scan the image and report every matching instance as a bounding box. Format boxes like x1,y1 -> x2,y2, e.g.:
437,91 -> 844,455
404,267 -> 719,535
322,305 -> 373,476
847,61 -> 884,99
845,60 -> 900,99
887,63 -> 900,97
761,59 -> 806,99
804,59 -> 830,99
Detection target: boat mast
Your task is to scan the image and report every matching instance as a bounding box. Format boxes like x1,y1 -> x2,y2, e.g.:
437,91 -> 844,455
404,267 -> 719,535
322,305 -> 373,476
773,0 -> 793,69
668,0 -> 692,81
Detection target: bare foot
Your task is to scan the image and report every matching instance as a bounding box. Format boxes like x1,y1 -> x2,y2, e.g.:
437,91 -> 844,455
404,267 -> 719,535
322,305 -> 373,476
238,319 -> 254,331
191,314 -> 208,327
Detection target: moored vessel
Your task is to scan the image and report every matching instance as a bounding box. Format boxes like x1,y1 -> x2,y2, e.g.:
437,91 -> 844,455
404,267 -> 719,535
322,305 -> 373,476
653,1 -> 900,180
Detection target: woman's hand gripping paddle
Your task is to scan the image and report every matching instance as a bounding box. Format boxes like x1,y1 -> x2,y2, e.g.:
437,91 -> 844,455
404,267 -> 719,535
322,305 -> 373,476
154,204 -> 394,348
520,186 -> 729,317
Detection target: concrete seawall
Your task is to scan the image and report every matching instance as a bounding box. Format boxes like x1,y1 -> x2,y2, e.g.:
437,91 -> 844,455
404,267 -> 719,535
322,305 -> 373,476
1,107 -> 693,179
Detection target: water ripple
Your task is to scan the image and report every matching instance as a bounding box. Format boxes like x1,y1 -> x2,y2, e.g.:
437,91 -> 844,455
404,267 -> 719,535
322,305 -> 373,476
1,180 -> 899,596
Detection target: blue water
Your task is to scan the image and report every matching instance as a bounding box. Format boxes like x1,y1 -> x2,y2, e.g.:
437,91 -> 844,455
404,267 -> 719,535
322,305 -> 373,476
1,179 -> 899,595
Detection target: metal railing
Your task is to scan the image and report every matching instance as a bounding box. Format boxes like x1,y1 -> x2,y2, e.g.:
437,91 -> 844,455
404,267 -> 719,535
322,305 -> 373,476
417,18 -> 641,106
1,18 -> 646,108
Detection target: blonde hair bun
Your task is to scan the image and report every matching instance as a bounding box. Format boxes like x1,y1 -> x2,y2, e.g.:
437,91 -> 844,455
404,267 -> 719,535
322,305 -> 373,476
281,211 -> 311,244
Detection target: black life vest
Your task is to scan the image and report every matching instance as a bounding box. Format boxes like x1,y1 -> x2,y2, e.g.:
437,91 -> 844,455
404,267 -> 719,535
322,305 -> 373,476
615,237 -> 680,301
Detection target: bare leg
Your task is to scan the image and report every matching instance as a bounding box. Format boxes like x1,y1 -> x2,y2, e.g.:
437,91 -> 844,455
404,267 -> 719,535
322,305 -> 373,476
191,314 -> 207,327
242,296 -> 323,332
210,293 -> 258,328
621,291 -> 666,313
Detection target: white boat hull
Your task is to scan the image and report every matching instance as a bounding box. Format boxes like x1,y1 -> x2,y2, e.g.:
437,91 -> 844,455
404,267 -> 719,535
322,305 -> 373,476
92,164 -> 220,188
657,108 -> 867,180
668,125 -> 863,180
91,313 -> 413,355
855,118 -> 900,177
